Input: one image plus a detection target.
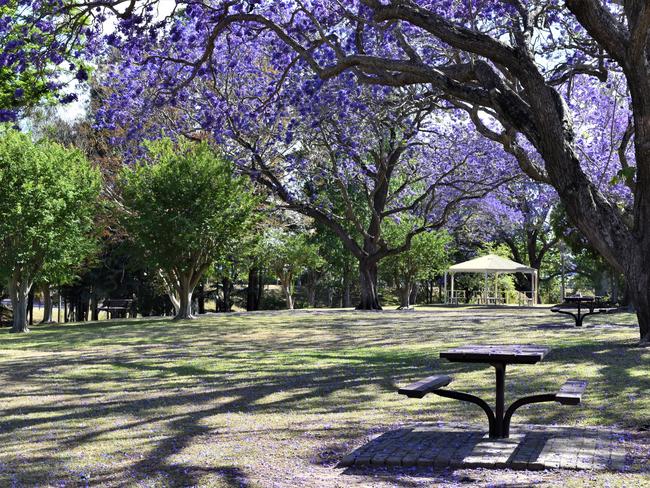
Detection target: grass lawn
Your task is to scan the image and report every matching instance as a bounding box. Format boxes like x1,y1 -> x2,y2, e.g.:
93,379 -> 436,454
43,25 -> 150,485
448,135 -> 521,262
1,307 -> 649,487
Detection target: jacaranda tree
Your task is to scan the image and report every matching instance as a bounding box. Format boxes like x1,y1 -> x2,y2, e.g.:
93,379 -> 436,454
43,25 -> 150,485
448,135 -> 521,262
5,0 -> 650,341
474,181 -> 560,298
95,28 -> 517,309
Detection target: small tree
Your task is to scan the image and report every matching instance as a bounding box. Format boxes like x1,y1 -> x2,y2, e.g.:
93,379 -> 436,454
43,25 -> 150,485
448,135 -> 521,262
0,129 -> 101,332
381,220 -> 452,309
263,229 -> 324,310
119,138 -> 257,320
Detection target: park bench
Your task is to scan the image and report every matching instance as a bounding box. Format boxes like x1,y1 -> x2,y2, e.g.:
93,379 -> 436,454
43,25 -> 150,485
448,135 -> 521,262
397,345 -> 589,438
551,296 -> 619,327
97,299 -> 133,319
398,375 -> 453,398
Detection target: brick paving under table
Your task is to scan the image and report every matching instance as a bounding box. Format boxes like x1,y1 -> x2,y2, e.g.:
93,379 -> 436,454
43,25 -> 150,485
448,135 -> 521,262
339,423 -> 628,471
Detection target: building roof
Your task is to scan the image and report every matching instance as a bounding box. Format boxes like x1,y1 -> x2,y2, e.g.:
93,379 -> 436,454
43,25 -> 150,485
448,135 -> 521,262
448,254 -> 536,274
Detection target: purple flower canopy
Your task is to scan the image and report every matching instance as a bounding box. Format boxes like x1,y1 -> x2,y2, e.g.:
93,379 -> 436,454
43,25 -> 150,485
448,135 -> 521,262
2,0 -> 634,223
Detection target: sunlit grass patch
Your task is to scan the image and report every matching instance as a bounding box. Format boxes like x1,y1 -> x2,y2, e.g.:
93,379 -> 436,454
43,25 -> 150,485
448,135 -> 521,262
0,307 -> 648,487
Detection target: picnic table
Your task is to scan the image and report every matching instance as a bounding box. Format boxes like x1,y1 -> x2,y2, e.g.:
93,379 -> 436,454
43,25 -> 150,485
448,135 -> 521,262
551,295 -> 618,327
398,344 -> 587,438
97,298 -> 134,319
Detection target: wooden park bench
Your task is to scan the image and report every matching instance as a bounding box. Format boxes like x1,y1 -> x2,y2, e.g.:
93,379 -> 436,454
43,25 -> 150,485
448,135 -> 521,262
551,296 -> 619,327
97,299 -> 133,319
398,345 -> 588,438
398,375 -> 452,398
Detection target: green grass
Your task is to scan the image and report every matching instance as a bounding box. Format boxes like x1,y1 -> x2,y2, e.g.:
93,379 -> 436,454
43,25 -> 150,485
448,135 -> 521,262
1,307 -> 649,487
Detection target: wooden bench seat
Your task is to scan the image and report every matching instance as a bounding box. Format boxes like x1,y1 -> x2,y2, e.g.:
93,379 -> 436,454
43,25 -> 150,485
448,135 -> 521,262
555,379 -> 588,405
398,375 -> 453,398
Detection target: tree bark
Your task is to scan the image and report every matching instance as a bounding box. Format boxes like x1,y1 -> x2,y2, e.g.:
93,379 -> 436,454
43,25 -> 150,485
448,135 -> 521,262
624,257 -> 650,343
27,287 -> 34,326
168,292 -> 181,316
284,288 -> 294,310
357,260 -> 381,310
40,284 -> 54,324
221,277 -> 233,312
410,282 -> 418,306
174,285 -> 195,320
197,282 -> 206,314
246,267 -> 260,311
90,291 -> 99,321
307,286 -> 317,308
280,276 -> 294,310
9,277 -> 31,333
257,269 -> 265,309
397,284 -> 411,309
343,279 -> 351,308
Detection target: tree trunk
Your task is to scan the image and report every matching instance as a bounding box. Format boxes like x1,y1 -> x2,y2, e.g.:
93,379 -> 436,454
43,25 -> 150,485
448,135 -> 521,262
246,267 -> 259,311
397,285 -> 411,309
197,282 -> 206,314
625,266 -> 650,344
77,295 -> 88,321
90,291 -> 99,321
343,277 -> 352,308
9,277 -> 31,333
610,271 -> 620,304
410,282 -> 418,306
27,287 -> 34,326
257,269 -> 265,309
307,286 -> 317,308
282,283 -> 294,310
168,292 -> 180,315
284,288 -> 294,309
357,260 -> 381,310
221,277 -> 233,312
174,284 -> 195,320
40,284 -> 54,324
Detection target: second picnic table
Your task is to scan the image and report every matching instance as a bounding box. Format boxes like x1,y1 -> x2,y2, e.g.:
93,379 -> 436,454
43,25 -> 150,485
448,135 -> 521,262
551,295 -> 618,327
399,344 -> 588,438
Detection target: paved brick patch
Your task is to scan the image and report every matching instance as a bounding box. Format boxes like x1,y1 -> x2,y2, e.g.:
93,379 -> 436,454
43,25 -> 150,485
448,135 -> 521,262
339,423 -> 629,471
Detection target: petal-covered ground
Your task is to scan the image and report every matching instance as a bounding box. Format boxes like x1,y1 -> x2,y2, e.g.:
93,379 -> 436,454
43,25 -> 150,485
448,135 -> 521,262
1,307 -> 649,487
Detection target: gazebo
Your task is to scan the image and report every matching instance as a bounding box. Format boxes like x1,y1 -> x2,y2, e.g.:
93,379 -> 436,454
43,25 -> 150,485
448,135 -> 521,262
443,254 -> 538,305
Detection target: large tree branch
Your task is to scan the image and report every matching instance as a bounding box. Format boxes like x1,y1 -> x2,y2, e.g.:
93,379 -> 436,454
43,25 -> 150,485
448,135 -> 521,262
363,0 -> 524,75
565,0 -> 629,64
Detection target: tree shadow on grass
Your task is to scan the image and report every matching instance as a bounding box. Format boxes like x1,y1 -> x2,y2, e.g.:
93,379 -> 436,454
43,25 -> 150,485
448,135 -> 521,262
0,308 -> 647,486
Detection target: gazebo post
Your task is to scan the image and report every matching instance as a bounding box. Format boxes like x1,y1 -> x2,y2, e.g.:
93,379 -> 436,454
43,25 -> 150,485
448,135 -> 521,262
495,272 -> 499,305
531,272 -> 534,306
483,271 -> 488,304
443,272 -> 447,304
529,271 -> 535,306
450,273 -> 455,303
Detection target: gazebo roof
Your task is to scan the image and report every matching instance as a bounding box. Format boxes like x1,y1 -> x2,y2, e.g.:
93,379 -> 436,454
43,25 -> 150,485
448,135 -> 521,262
448,254 -> 536,274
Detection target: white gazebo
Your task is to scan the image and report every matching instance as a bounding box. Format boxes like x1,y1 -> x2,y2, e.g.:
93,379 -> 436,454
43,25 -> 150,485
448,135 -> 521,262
444,254 -> 539,305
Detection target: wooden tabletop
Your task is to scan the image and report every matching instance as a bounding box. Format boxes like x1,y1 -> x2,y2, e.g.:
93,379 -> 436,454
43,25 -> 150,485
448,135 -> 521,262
440,344 -> 550,364
564,296 -> 595,302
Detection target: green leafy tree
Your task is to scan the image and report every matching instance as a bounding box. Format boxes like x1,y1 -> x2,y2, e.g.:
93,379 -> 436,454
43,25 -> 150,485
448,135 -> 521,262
0,128 -> 101,332
381,219 -> 452,309
119,138 -> 257,320
263,229 -> 324,310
